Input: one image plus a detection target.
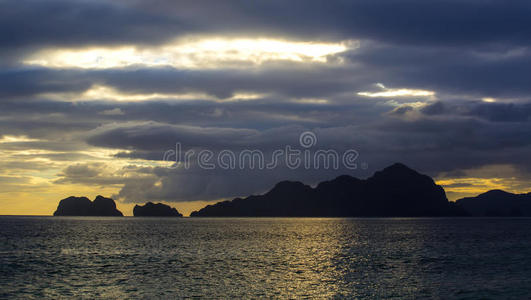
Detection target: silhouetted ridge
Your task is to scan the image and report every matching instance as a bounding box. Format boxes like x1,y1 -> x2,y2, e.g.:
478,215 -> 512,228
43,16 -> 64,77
316,175 -> 361,189
53,195 -> 123,216
481,189 -> 513,198
364,163 -> 448,216
381,162 -> 418,174
191,163 -> 456,217
456,190 -> 531,216
266,181 -> 312,196
133,202 -> 183,217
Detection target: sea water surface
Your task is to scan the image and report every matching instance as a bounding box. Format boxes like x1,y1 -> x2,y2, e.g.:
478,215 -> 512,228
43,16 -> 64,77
1,217 -> 531,299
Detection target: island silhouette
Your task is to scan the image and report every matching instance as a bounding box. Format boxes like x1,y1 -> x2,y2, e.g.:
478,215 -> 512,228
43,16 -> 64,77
456,190 -> 531,216
52,163 -> 531,217
191,163 -> 465,217
53,195 -> 123,216
133,202 -> 183,217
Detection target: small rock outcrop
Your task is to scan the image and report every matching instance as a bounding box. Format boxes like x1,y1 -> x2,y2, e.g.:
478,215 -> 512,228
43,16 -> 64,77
133,202 -> 183,217
53,195 -> 123,216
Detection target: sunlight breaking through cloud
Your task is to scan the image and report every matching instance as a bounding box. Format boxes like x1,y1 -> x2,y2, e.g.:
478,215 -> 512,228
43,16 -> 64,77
22,37 -> 353,69
44,85 -> 268,102
358,83 -> 435,98
0,135 -> 41,143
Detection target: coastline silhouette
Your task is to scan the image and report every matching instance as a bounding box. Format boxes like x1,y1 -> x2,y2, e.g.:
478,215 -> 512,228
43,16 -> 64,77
456,190 -> 531,216
52,163 -> 530,217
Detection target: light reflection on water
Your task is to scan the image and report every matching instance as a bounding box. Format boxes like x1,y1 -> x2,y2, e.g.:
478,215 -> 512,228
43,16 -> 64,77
1,217 -> 531,298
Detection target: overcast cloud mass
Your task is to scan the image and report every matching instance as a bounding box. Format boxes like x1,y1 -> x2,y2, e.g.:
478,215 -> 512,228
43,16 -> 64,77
1,0 -> 531,215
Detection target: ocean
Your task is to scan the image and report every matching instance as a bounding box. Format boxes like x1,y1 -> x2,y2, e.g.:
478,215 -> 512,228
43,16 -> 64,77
1,217 -> 530,299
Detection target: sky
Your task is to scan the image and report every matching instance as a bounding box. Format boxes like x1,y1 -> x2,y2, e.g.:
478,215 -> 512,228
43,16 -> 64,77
1,0 -> 531,216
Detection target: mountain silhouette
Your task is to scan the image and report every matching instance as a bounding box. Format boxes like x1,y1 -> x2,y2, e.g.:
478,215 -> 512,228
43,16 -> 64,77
191,163 -> 459,217
456,190 -> 531,216
133,202 -> 183,217
53,195 -> 123,216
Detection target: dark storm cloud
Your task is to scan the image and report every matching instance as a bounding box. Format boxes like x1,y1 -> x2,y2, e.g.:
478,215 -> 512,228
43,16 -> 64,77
7,92 -> 525,202
3,0 -> 531,65
82,113 -> 531,202
86,122 -> 261,151
4,0 -> 531,53
467,103 -> 531,122
99,66 -> 365,99
87,122 -> 361,153
421,101 -> 531,122
388,105 -> 414,116
0,68 -> 92,98
0,94 -> 387,145
115,164 -> 359,203
244,0 -> 531,46
130,0 -> 531,46
60,163 -> 102,179
2,0 -> 531,203
347,44 -> 531,99
0,65 -> 367,100
83,109 -> 531,167
54,162 -> 150,186
0,0 -> 190,48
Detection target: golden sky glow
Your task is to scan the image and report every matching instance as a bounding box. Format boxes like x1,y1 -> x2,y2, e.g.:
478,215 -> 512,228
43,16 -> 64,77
0,135 -> 175,215
436,164 -> 531,201
23,37 -> 352,69
0,135 -> 41,143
